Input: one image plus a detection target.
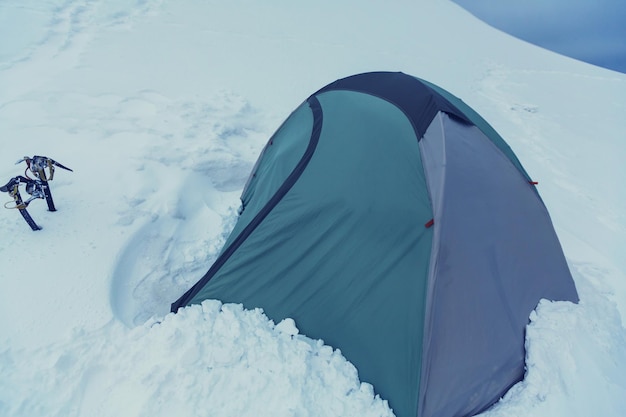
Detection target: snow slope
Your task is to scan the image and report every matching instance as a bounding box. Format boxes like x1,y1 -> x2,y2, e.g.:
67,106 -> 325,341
1,0 -> 625,416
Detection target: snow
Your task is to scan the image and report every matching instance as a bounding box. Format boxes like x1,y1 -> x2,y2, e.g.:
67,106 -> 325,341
1,1 -> 625,416
1,300 -> 392,417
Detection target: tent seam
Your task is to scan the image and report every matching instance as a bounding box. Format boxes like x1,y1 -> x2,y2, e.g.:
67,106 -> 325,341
170,96 -> 324,312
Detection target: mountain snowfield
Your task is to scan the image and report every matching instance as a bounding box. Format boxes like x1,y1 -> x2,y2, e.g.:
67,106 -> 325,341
1,0 -> 625,416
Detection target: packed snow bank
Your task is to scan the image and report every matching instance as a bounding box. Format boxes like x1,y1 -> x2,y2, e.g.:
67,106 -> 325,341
483,263 -> 626,417
0,300 -> 394,417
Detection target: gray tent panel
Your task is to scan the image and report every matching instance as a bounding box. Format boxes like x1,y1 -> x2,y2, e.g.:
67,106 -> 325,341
418,113 -> 578,417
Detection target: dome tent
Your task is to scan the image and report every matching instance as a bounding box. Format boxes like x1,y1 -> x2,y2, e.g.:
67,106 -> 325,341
172,72 -> 578,417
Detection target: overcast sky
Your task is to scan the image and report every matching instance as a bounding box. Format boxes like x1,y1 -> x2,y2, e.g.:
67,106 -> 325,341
453,0 -> 626,74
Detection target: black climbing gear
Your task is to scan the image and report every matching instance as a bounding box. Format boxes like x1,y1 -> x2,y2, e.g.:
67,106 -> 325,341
17,155 -> 74,212
1,176 -> 43,231
1,155 -> 73,230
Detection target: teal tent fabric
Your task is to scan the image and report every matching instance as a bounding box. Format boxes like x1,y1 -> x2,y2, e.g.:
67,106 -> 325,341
172,72 -> 579,417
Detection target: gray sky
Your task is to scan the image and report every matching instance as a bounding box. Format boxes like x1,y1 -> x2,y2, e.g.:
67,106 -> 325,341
452,0 -> 626,73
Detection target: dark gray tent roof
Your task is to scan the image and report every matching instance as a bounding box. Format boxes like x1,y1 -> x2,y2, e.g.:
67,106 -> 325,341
314,72 -> 471,137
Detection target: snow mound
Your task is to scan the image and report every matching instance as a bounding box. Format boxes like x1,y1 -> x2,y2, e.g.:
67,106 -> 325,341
0,300 -> 393,417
